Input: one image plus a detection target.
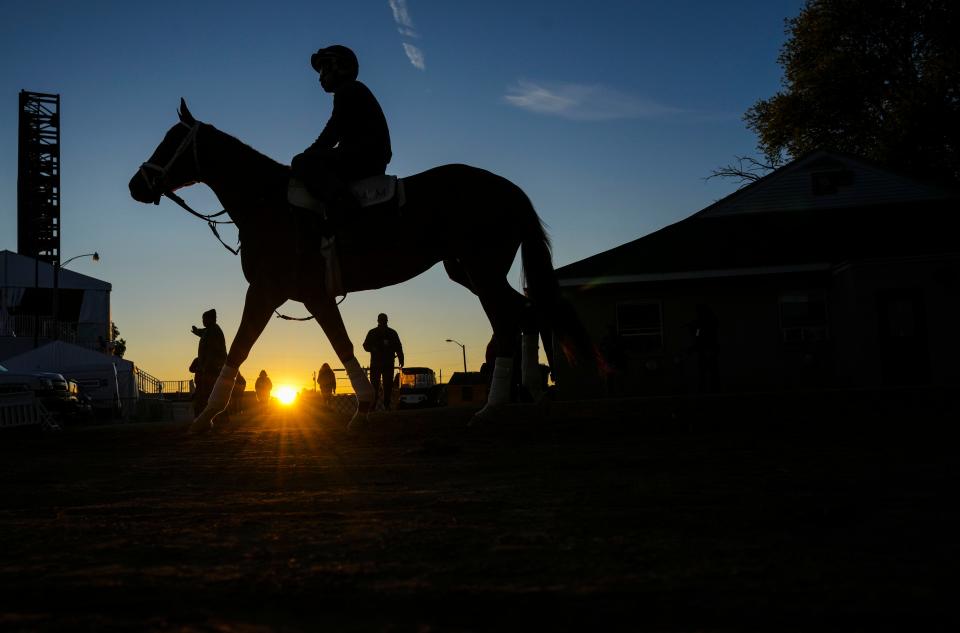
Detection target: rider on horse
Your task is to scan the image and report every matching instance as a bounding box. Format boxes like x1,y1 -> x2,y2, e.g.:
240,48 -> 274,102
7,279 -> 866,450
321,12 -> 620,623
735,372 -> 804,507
291,45 -> 392,223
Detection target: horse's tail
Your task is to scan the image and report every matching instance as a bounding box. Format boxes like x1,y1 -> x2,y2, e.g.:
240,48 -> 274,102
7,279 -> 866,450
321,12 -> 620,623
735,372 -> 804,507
520,203 -> 598,373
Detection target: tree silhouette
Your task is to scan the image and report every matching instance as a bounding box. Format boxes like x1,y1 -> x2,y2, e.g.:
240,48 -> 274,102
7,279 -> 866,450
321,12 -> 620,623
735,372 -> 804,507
111,322 -> 127,358
745,0 -> 960,184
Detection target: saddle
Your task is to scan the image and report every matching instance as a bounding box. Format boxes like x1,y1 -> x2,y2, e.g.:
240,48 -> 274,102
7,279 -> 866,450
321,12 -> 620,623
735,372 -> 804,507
287,174 -> 405,216
286,175 -> 406,300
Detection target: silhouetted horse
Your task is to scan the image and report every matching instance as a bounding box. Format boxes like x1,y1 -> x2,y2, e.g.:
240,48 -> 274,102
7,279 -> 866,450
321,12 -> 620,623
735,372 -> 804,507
129,100 -> 592,429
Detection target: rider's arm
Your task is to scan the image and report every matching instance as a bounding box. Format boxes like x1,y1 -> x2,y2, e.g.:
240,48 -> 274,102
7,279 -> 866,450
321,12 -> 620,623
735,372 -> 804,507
305,91 -> 344,153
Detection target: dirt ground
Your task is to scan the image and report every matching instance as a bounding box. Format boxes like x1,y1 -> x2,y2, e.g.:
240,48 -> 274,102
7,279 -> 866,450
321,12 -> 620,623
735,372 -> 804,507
0,392 -> 956,632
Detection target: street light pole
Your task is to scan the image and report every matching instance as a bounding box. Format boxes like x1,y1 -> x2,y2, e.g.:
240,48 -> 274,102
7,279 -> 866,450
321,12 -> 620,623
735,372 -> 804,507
33,256 -> 39,349
445,338 -> 467,374
54,251 -> 99,342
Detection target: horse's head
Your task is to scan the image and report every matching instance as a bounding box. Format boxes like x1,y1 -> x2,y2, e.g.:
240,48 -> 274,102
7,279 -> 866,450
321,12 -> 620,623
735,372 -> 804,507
129,98 -> 203,204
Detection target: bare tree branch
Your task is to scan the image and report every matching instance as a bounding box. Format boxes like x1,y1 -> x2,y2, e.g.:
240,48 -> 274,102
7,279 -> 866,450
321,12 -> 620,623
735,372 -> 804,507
706,155 -> 778,188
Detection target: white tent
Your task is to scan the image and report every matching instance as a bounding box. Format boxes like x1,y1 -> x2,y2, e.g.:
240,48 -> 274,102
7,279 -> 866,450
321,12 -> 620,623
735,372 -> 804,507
2,341 -> 138,412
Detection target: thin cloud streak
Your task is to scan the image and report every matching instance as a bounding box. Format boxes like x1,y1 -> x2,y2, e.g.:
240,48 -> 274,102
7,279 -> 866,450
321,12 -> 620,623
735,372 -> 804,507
504,80 -> 681,121
388,0 -> 414,29
402,43 -> 426,70
388,0 -> 426,70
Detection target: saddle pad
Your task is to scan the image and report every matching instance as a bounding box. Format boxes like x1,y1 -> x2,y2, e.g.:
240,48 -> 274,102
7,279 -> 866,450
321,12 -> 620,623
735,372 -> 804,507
288,175 -> 404,212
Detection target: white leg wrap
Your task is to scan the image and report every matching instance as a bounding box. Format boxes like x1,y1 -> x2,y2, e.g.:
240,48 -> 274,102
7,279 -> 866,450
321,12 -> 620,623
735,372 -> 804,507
472,357 -> 514,423
196,364 -> 238,423
486,357 -> 514,407
345,357 -> 374,402
521,334 -> 543,400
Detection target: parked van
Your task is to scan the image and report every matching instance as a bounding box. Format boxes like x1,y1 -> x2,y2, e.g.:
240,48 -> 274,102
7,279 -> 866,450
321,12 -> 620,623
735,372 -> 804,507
397,367 -> 439,408
61,363 -> 122,415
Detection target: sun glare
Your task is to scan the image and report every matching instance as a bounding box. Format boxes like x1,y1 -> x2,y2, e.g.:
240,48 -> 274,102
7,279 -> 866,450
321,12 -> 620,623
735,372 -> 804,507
275,385 -> 298,406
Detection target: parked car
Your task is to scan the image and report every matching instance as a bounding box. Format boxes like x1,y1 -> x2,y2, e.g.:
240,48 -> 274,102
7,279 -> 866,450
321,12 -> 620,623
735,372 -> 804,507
396,367 -> 440,408
61,379 -> 94,423
0,362 -> 78,419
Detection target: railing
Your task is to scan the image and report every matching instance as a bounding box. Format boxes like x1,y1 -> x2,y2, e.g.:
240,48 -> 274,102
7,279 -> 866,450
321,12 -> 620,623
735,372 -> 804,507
0,391 -> 59,431
135,367 -> 192,399
0,314 -> 92,347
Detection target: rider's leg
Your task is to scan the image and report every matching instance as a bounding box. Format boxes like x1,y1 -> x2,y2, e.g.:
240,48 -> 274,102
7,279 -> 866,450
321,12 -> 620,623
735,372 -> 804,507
293,149 -> 361,216
291,149 -> 332,198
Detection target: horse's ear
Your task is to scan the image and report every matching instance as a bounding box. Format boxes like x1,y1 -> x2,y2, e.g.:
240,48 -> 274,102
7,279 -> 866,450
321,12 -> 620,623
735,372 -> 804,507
178,98 -> 196,125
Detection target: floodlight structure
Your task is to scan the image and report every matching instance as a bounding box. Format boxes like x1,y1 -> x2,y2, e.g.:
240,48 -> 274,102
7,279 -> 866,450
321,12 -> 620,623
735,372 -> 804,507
18,91 -> 61,265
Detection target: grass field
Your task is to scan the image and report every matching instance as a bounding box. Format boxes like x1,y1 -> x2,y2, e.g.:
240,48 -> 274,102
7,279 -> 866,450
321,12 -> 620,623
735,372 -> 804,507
0,393 -> 956,632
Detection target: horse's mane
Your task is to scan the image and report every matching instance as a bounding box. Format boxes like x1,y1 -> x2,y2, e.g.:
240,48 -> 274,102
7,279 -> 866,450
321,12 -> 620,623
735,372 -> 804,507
204,123 -> 289,185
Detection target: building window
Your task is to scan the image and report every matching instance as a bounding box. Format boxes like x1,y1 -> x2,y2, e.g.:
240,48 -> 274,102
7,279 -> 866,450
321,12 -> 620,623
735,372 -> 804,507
810,170 -> 854,195
616,301 -> 663,351
779,293 -> 828,342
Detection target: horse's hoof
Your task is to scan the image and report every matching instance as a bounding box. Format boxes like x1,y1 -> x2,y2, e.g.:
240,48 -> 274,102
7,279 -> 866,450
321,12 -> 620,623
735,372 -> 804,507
189,407 -> 223,434
347,413 -> 368,432
468,404 -> 503,428
347,400 -> 373,431
188,419 -> 213,434
347,414 -> 364,432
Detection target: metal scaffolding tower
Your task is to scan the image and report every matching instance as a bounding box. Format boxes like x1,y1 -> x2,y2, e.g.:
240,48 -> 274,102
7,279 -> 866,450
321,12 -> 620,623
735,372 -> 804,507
17,90 -> 61,265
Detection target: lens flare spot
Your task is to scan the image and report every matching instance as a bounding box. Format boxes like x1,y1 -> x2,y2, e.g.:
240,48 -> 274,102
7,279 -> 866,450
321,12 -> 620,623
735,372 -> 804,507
275,385 -> 297,406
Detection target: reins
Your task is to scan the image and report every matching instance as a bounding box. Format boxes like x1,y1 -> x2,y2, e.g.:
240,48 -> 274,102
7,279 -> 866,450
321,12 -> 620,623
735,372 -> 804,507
146,118 -> 346,319
163,190 -> 240,256
140,121 -> 241,256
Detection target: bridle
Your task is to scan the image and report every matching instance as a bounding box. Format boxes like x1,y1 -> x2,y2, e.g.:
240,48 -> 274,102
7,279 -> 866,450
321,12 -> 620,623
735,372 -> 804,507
137,115 -> 340,318
138,120 -> 202,204
138,120 -> 239,255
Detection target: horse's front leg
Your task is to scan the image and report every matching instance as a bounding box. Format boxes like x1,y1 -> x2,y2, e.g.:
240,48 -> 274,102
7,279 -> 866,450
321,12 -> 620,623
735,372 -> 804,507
193,282 -> 285,430
303,294 -> 374,428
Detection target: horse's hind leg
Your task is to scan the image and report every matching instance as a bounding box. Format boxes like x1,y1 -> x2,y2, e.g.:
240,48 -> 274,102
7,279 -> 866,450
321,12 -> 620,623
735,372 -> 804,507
444,258 -> 544,404
470,276 -> 529,419
303,294 -> 374,427
519,302 -> 546,401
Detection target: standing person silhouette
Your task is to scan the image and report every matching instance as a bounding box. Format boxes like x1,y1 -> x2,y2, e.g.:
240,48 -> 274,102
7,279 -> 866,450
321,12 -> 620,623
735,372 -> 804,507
291,44 -> 392,224
191,309 -> 227,419
317,362 -> 337,406
255,370 -> 273,406
362,313 -> 404,410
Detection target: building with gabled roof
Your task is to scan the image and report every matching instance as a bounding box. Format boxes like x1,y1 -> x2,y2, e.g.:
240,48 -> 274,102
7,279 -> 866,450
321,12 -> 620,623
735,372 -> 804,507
554,150 -> 960,397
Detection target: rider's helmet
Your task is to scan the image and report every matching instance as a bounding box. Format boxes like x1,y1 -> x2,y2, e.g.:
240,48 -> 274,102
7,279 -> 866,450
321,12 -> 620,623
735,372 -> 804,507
311,45 -> 359,90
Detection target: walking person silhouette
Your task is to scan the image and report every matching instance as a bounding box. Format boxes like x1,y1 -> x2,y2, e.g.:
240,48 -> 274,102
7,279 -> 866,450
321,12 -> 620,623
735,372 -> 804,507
362,313 -> 404,410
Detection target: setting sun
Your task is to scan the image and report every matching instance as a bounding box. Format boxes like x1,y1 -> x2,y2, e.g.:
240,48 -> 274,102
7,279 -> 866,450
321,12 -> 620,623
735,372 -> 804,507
275,385 -> 298,406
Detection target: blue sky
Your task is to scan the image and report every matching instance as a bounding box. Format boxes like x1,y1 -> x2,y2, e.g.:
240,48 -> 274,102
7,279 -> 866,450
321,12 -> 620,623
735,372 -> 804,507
0,0 -> 804,389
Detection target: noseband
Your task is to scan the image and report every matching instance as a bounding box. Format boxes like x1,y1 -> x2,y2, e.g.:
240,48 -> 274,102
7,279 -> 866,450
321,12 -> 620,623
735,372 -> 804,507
138,120 -> 201,203
139,120 -> 238,254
